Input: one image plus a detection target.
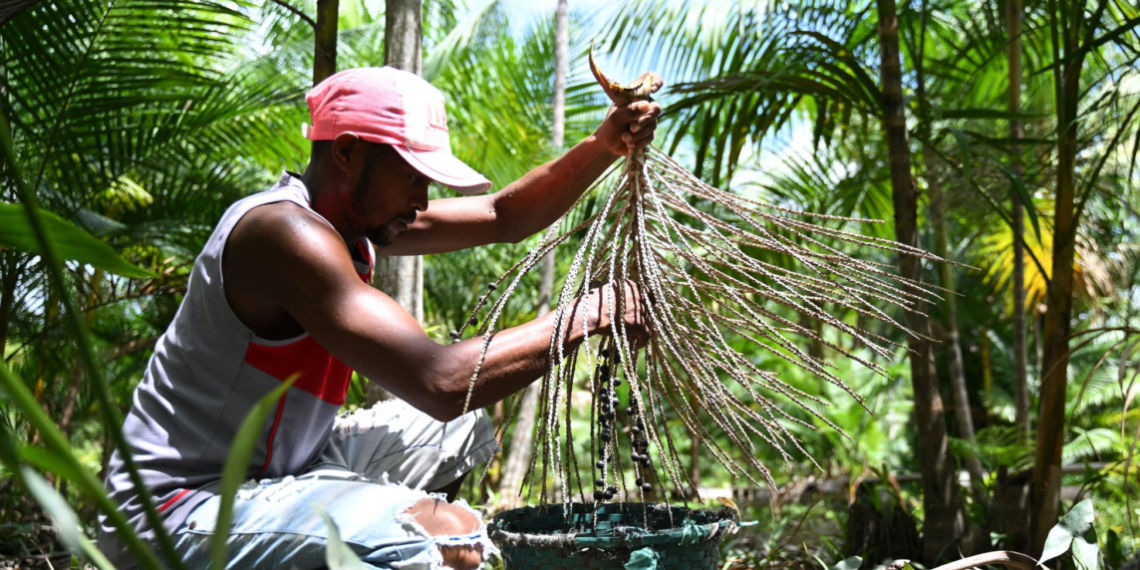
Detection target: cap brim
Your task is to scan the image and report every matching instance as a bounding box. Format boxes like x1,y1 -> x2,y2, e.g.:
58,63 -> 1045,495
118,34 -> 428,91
392,145 -> 492,195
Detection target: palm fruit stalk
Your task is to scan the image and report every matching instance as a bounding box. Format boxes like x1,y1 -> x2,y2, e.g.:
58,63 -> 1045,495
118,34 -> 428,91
459,51 -> 959,509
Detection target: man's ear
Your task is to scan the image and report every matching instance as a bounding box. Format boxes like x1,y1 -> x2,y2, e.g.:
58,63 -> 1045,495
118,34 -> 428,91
331,134 -> 364,174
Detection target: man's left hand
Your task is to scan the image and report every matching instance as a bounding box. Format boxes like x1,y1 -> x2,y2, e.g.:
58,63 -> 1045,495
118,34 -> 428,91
594,72 -> 664,157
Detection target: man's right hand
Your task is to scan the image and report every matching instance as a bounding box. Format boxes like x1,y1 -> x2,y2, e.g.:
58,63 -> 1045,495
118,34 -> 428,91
569,280 -> 651,350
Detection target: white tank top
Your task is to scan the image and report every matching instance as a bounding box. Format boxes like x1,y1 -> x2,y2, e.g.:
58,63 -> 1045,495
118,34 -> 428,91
98,172 -> 374,567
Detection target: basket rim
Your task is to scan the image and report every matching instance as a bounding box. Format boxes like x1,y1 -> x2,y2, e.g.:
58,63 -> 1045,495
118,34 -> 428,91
488,502 -> 737,550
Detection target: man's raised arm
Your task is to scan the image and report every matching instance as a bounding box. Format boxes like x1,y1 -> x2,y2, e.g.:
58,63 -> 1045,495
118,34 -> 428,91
231,204 -> 648,421
379,97 -> 662,256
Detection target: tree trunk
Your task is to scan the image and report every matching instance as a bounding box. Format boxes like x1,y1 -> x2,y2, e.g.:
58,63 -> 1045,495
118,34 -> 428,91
313,0 -> 339,85
1030,16 -> 1084,556
384,0 -> 423,73
367,0 -> 425,406
927,147 -> 987,504
875,0 -> 964,560
997,0 -> 1033,550
499,0 -> 568,508
375,0 -> 424,326
1008,0 -> 1030,442
912,0 -> 984,500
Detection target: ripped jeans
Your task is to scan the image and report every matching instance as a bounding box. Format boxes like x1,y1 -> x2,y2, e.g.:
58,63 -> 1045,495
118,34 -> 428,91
169,401 -> 498,570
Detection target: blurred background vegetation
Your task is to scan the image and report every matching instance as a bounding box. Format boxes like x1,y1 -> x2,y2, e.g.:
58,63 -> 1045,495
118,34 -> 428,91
0,0 -> 1137,568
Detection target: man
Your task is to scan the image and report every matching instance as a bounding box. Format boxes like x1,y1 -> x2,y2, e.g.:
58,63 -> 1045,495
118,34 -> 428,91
99,66 -> 661,569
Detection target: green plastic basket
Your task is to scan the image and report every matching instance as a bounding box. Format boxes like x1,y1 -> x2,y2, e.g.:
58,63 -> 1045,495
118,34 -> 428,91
489,502 -> 737,570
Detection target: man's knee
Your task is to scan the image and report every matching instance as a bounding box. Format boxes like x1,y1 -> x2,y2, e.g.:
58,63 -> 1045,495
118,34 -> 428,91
404,497 -> 484,570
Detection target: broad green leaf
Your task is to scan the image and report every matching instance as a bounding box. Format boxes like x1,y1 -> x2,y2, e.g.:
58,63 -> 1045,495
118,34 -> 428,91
1038,499 -> 1099,570
20,445 -> 84,483
0,203 -> 152,278
317,505 -> 371,570
210,375 -> 297,570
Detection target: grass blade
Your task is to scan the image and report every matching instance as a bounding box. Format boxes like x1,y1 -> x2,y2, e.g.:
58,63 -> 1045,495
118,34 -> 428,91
21,467 -> 117,570
209,375 -> 297,570
317,505 -> 371,570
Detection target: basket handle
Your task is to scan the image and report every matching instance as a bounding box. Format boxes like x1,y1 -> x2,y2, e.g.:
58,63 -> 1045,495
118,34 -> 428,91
487,523 -> 578,548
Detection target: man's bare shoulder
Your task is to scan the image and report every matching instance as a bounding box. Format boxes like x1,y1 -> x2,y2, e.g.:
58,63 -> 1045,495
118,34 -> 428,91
229,202 -> 347,259
224,201 -> 357,299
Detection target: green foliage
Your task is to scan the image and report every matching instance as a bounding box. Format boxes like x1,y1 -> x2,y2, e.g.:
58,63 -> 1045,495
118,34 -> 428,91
1,0 -> 1139,565
0,359 -> 168,569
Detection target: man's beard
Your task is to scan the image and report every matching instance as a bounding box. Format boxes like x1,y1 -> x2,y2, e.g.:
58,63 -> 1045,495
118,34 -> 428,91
351,171 -> 415,246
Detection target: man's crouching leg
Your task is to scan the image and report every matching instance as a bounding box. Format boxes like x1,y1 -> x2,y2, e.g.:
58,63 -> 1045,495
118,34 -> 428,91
403,497 -> 484,570
168,471 -> 499,570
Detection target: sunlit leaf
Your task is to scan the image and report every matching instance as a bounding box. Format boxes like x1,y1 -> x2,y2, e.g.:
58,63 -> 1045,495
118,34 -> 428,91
1038,499 -> 1099,570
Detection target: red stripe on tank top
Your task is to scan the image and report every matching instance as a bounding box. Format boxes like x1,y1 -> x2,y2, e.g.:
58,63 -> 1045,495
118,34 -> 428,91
253,393 -> 287,477
156,489 -> 192,514
243,336 -> 352,405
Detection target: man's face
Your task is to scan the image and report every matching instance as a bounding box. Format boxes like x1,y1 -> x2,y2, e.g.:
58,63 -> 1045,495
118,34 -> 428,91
345,143 -> 431,246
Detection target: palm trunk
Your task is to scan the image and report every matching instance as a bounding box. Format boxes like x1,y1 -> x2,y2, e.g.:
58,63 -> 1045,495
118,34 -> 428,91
375,0 -> 425,330
1008,0 -> 1030,441
313,0 -> 338,85
997,0 -> 1033,549
499,0 -> 568,508
927,148 -> 987,502
875,0 -> 963,560
912,0 -> 984,498
1030,17 -> 1084,555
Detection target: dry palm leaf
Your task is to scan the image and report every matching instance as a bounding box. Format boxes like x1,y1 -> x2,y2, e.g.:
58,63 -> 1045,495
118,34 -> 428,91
461,52 -> 955,507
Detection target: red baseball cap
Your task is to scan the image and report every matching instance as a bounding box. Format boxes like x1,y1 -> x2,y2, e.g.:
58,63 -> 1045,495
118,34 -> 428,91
303,67 -> 492,194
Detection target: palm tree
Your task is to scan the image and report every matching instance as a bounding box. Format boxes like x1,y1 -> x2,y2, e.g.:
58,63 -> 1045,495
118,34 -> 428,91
1007,0 -> 1030,443
873,0 -> 966,556
2,0 -> 309,434
1028,0 -> 1140,555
